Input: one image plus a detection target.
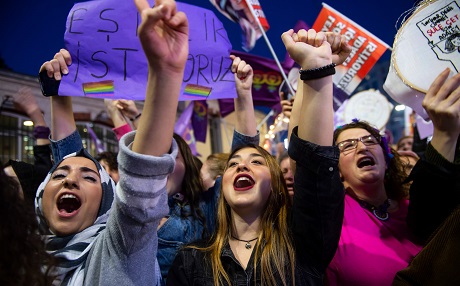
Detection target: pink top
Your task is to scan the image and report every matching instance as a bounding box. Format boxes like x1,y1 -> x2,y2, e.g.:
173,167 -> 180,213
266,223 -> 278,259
326,194 -> 422,286
112,123 -> 132,141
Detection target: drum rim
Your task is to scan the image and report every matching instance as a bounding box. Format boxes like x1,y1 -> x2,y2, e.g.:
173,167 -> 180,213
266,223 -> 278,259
390,0 -> 442,94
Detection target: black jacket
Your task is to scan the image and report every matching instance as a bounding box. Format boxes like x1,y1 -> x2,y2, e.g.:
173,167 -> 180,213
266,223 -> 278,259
393,143 -> 460,285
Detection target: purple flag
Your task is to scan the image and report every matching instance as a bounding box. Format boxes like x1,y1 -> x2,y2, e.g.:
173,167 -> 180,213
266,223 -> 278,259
218,50 -> 287,117
174,103 -> 199,156
59,0 -> 236,101
192,100 -> 208,143
85,123 -> 105,153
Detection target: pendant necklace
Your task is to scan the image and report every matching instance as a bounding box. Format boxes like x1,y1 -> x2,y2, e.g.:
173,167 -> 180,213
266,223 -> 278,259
358,199 -> 391,221
231,235 -> 258,249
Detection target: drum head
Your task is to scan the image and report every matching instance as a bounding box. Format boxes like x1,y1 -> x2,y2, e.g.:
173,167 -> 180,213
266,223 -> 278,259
384,0 -> 460,120
343,89 -> 393,131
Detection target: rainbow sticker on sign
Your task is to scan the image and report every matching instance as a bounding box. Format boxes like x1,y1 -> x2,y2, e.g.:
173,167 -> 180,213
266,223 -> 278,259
183,84 -> 212,99
82,80 -> 115,97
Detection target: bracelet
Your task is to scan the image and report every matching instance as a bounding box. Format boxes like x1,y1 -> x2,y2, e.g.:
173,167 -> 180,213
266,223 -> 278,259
33,126 -> 51,139
299,63 -> 336,81
130,113 -> 141,121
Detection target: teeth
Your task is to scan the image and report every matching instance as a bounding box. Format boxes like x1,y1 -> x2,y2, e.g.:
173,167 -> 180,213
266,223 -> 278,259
61,194 -> 77,199
237,177 -> 251,182
58,194 -> 80,203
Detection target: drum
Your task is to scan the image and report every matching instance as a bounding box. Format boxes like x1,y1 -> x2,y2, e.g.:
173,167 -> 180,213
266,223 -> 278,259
383,0 -> 460,120
342,89 -> 393,131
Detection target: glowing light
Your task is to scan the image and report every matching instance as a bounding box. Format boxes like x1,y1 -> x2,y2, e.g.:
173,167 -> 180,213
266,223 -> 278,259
395,105 -> 406,111
23,120 -> 33,126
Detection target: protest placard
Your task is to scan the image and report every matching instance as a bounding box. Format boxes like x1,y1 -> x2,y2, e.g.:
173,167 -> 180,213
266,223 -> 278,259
312,3 -> 390,95
59,0 -> 236,101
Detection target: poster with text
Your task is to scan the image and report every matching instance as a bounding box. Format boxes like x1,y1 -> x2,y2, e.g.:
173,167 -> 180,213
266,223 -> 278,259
312,3 -> 390,95
59,0 -> 236,101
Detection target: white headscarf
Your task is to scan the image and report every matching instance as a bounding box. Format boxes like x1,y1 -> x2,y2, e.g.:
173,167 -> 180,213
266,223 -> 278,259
35,149 -> 115,285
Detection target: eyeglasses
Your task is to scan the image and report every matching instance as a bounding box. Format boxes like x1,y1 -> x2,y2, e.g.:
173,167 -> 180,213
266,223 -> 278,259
336,135 -> 381,153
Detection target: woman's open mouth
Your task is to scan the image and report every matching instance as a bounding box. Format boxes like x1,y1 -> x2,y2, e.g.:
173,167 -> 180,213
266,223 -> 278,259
234,174 -> 255,191
57,193 -> 81,216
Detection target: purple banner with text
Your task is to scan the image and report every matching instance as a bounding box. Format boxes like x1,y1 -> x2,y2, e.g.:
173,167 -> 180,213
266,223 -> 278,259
60,0 -> 236,101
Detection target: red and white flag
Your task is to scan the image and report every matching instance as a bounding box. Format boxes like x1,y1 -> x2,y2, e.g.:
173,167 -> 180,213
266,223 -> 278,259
209,0 -> 270,51
312,3 -> 390,95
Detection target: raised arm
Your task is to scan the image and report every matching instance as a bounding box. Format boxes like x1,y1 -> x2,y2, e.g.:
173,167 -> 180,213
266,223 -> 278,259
422,69 -> 460,162
39,49 -> 83,161
133,0 -> 188,156
231,55 -> 257,137
84,1 -> 189,284
406,69 -> 460,241
282,29 -> 350,145
285,29 -> 350,175
104,99 -> 133,141
39,49 -> 76,141
230,55 -> 260,150
282,28 -> 351,271
116,99 -> 142,129
13,87 -> 53,170
13,87 -> 50,146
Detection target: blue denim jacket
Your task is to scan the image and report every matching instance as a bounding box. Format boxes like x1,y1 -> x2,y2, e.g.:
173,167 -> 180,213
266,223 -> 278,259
49,129 -> 83,162
231,130 -> 260,151
157,178 -> 221,280
50,128 -> 260,282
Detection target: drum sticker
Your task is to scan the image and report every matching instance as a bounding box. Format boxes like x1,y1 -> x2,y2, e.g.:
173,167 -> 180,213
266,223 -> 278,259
417,1 -> 460,72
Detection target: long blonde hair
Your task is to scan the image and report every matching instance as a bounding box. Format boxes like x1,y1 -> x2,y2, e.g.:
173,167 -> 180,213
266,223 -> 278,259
190,145 -> 295,286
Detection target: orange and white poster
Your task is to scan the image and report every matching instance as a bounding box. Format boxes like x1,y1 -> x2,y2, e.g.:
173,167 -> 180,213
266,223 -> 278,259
312,3 -> 390,95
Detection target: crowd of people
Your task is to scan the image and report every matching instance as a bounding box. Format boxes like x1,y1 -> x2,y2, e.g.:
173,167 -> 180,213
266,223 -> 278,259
2,0 -> 459,285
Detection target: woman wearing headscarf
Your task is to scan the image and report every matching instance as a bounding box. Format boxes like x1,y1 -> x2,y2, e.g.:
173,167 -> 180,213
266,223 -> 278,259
36,0 -> 188,284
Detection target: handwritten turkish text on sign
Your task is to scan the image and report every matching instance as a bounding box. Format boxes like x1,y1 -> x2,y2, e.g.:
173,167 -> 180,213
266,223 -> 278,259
312,3 -> 390,95
60,0 -> 236,100
417,1 -> 460,72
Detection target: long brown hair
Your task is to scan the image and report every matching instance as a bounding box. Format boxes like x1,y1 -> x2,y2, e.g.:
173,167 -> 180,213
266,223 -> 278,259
1,164 -> 55,285
173,134 -> 207,233
190,144 -> 295,286
333,120 -> 407,201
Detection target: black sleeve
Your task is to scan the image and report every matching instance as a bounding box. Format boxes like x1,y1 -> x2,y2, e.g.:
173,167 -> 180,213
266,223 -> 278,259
33,144 -> 53,170
166,250 -> 192,286
288,127 -> 345,272
407,143 -> 460,243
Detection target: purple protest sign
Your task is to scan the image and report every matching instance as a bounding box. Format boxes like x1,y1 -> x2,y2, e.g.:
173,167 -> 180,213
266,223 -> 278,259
59,0 -> 236,101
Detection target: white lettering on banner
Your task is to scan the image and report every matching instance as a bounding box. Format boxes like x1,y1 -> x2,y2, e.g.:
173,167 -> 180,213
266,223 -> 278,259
343,36 -> 367,66
343,27 -> 357,42
321,15 -> 336,31
338,41 -> 377,88
332,22 -> 346,34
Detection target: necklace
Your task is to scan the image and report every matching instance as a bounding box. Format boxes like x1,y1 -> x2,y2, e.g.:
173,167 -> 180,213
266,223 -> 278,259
358,199 -> 391,221
231,235 -> 258,249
